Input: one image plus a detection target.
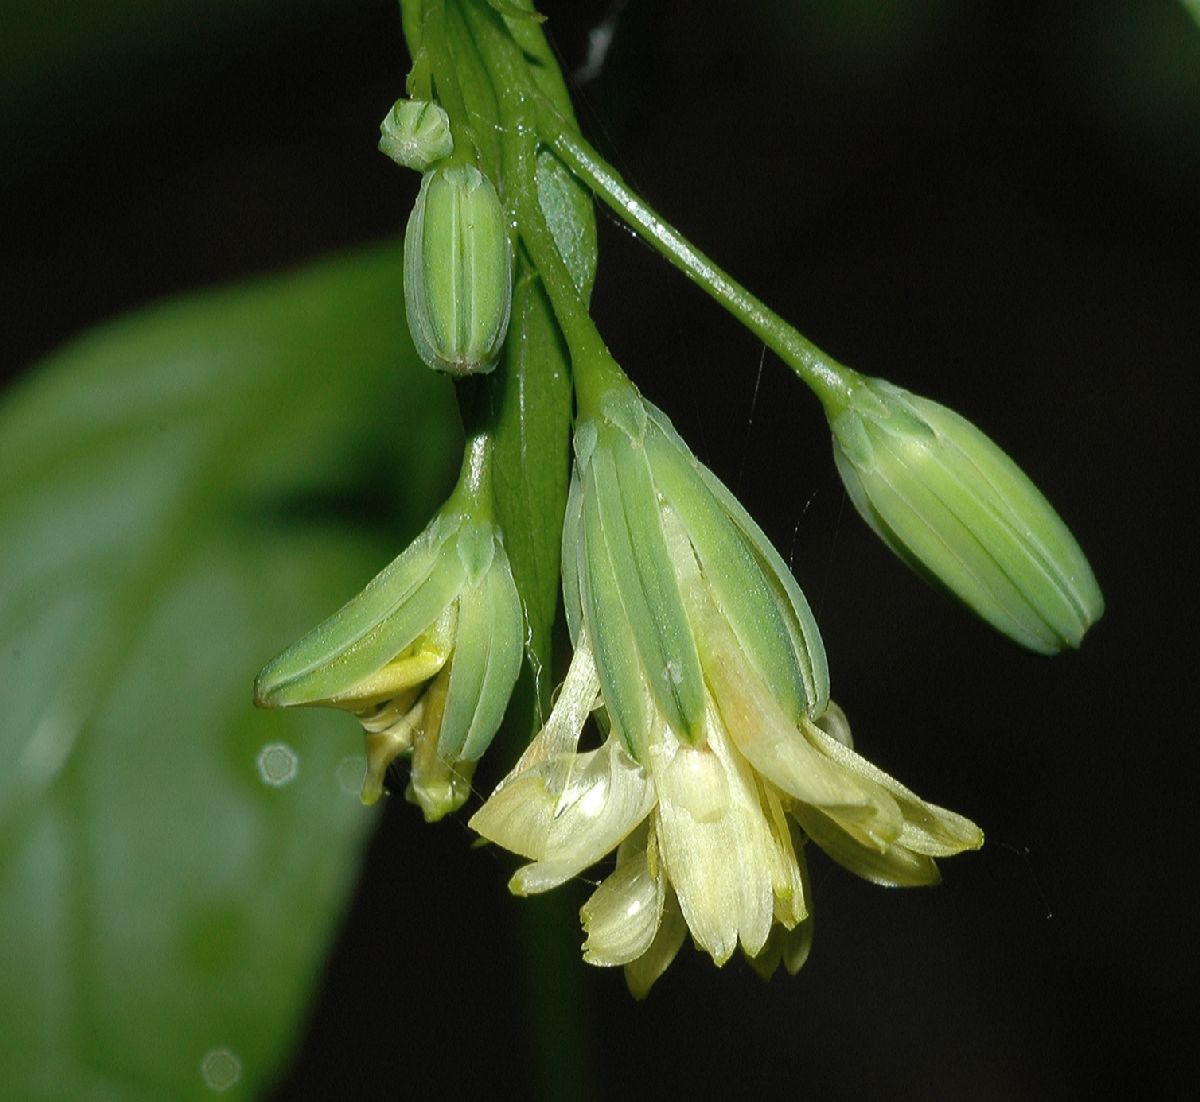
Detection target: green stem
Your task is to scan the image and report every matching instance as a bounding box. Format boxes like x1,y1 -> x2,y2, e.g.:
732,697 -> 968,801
400,0 -> 426,62
529,101 -> 861,415
456,0 -> 627,417
447,376 -> 497,516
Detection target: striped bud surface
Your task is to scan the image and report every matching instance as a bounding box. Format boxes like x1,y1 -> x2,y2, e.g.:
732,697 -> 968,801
403,163 -> 513,376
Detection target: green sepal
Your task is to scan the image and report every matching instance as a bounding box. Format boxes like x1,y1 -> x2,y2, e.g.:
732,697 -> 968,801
455,515 -> 498,582
464,551 -> 526,758
830,377 -> 1103,654
578,463 -> 652,758
590,421 -> 705,743
675,427 -> 830,716
913,391 -> 1101,642
643,420 -> 814,724
561,467 -> 586,645
439,544 -> 524,760
404,163 -> 513,377
253,513 -> 466,708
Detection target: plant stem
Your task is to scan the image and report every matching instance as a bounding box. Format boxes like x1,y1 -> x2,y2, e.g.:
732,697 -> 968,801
457,0 -> 627,417
529,100 -> 861,414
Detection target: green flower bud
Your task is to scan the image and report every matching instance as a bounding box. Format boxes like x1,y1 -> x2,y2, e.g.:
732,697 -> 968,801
254,501 -> 524,820
829,376 -> 1103,654
403,163 -> 513,376
378,98 -> 454,171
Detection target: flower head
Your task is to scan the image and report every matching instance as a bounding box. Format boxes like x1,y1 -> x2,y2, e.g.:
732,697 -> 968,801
829,376 -> 1103,654
471,382 -> 981,993
255,443 -> 523,820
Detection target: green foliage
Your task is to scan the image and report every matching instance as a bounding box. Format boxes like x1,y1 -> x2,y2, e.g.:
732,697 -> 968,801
0,246 -> 458,1100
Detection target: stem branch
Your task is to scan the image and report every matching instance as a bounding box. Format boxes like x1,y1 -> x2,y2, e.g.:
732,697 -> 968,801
531,101 -> 860,413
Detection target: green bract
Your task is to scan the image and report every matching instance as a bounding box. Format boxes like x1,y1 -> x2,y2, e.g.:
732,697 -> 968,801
403,163 -> 513,376
829,377 -> 1104,654
254,499 -> 523,821
378,98 -> 454,172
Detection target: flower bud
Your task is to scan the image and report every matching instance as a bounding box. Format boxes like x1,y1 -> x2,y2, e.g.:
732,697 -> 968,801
378,99 -> 454,171
403,163 -> 513,376
254,503 -> 524,819
829,376 -> 1103,654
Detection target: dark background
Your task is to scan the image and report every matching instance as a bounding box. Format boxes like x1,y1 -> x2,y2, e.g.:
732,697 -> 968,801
5,1 -> 1197,1098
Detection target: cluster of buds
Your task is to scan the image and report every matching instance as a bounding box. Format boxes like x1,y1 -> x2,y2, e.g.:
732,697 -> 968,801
377,97 -> 513,377
256,99 -> 520,819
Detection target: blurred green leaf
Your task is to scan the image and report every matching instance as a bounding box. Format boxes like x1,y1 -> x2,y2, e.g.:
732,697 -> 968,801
0,245 -> 458,1100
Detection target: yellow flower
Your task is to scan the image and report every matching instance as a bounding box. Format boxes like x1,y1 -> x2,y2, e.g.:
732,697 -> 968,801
471,383 -> 982,994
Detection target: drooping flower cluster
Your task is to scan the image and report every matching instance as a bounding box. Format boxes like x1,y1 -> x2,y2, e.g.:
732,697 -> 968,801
470,383 -> 982,993
253,11 -> 1106,994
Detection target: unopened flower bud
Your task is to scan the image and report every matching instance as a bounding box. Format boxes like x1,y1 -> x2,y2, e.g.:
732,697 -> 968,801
403,163 -> 513,376
829,377 -> 1103,654
378,99 -> 453,171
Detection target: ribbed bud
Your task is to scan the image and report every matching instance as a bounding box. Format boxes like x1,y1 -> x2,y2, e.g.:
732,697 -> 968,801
829,376 -> 1103,654
403,163 -> 513,376
378,99 -> 453,171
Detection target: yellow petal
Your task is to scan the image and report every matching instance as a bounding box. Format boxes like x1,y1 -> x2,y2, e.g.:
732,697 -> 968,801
581,825 -> 664,966
512,739 -> 655,894
467,639 -> 605,854
406,670 -> 473,822
506,633 -> 601,777
624,884 -> 688,999
471,736 -> 655,895
682,577 -> 894,845
792,805 -> 941,888
760,780 -> 809,929
652,713 -> 782,964
802,716 -> 983,857
745,914 -> 814,982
